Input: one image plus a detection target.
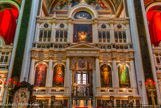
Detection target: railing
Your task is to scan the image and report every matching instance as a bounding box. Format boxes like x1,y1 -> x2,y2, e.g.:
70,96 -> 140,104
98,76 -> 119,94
33,87 -> 69,95
96,87 -> 138,96
32,42 -> 133,50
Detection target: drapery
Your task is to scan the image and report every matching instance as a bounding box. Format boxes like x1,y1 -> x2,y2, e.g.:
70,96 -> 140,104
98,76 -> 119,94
147,7 -> 161,46
0,9 -> 18,45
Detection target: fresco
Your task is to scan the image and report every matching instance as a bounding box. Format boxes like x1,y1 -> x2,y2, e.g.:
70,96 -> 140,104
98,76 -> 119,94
73,24 -> 92,43
74,11 -> 92,19
55,0 -> 80,10
86,0 -> 110,10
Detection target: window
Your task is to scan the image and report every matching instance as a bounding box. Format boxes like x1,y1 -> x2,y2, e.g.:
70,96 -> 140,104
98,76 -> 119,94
39,30 -> 51,42
0,52 -> 9,64
76,73 -> 87,85
114,31 -> 126,43
55,23 -> 68,42
98,31 -> 110,43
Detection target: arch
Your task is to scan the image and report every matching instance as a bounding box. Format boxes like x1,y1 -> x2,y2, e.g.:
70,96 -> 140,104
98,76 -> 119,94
0,1 -> 20,11
35,62 -> 48,69
0,1 -> 20,45
146,2 -> 161,13
68,5 -> 98,19
146,4 -> 161,46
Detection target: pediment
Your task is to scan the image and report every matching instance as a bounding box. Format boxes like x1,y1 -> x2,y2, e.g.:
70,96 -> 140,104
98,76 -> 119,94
66,42 -> 99,50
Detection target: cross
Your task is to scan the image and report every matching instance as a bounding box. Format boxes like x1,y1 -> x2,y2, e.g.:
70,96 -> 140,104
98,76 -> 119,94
23,77 -> 26,81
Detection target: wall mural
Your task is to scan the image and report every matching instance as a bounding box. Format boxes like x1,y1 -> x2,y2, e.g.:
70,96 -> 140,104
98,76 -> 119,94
74,11 -> 92,19
100,64 -> 112,87
73,24 -> 92,43
55,0 -> 80,10
118,65 -> 130,87
53,64 -> 65,87
86,0 -> 110,10
34,63 -> 47,87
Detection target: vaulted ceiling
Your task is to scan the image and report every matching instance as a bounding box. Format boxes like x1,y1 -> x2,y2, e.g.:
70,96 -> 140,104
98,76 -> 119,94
44,0 -> 123,13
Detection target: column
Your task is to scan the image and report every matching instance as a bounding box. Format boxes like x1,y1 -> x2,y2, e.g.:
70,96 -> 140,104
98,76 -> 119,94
65,58 -> 71,94
112,60 -> 119,87
46,59 -> 53,87
126,0 -> 148,104
29,59 -> 36,85
34,23 -> 40,42
140,0 -> 161,104
68,19 -> 73,43
126,24 -> 132,43
110,20 -> 115,44
20,0 -> 40,82
96,58 -> 101,87
51,22 -> 56,42
129,60 -> 137,88
93,19 -> 98,43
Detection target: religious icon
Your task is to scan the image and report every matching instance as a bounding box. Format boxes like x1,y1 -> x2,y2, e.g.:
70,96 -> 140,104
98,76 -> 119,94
118,64 -> 130,87
34,63 -> 47,87
101,65 -> 112,87
73,24 -> 92,43
54,64 -> 64,86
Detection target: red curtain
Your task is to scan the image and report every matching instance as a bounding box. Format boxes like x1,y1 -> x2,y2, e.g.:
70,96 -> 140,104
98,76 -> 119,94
0,9 -> 18,45
147,7 -> 161,46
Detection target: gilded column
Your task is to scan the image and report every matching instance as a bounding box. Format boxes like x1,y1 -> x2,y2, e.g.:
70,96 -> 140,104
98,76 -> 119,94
29,59 -> 36,85
46,59 -> 53,87
112,60 -> 119,87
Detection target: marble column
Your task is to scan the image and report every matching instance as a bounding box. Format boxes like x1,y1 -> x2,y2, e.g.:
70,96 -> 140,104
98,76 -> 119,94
126,24 -> 132,43
96,58 -> 101,87
46,59 -> 53,87
51,22 -> 56,42
126,0 -> 148,104
34,23 -> 40,42
29,59 -> 36,85
110,20 -> 115,43
68,19 -> 73,43
93,20 -> 98,43
20,0 -> 40,82
65,58 -> 71,94
129,60 -> 137,88
112,60 -> 119,87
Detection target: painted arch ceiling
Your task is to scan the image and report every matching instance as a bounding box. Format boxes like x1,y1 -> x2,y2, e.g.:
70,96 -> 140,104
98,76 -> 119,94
45,0 -> 122,11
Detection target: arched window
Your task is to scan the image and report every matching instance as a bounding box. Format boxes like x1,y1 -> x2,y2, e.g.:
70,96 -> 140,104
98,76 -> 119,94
39,23 -> 51,42
100,64 -> 112,87
118,64 -> 130,87
0,36 -> 5,46
34,63 -> 47,87
53,64 -> 65,87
